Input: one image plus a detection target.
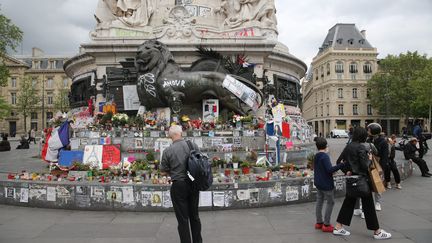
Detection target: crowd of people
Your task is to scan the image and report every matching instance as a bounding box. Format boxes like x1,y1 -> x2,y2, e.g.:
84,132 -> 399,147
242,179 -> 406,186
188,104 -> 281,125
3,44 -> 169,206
0,128 -> 39,152
312,122 -> 430,240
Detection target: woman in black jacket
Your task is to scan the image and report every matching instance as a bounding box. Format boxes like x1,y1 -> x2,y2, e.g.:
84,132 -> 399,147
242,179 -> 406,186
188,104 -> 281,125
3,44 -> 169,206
333,127 -> 391,240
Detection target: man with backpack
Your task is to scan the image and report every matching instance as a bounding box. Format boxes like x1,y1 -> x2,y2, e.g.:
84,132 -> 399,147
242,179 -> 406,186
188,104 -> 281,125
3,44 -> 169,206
160,125 -> 203,243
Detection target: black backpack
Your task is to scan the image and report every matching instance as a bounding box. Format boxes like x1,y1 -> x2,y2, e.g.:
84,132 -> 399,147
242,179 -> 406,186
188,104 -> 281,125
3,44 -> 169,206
186,140 -> 213,191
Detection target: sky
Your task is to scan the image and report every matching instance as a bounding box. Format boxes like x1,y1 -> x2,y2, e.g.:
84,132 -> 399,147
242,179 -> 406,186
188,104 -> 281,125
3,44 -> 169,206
1,0 -> 432,66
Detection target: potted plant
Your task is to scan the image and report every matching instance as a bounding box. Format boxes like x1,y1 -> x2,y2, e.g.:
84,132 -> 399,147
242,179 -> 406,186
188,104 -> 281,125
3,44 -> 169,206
232,155 -> 240,169
253,163 -> 267,174
240,161 -> 250,175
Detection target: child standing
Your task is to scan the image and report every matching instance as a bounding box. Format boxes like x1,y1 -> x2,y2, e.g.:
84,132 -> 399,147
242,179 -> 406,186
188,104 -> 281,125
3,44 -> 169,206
314,137 -> 345,232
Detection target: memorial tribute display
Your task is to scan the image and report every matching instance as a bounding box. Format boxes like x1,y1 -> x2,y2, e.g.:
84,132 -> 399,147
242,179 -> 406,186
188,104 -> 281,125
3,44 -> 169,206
3,0 -> 414,212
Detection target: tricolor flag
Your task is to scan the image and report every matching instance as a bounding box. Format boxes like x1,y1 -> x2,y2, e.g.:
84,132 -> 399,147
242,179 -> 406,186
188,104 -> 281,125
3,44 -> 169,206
237,55 -> 256,68
43,121 -> 70,162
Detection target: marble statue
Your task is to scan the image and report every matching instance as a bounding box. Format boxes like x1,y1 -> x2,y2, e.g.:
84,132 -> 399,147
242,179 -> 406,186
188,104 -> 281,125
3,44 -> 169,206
95,0 -> 157,28
216,0 -> 277,29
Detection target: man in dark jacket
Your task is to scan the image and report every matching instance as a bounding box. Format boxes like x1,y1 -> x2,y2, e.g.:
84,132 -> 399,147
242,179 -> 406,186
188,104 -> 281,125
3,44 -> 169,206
0,134 -> 11,152
160,125 -> 202,243
404,138 -> 431,177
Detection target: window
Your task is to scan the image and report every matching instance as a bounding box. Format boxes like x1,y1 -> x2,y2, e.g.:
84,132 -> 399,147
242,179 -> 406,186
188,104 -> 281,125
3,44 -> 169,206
351,74 -> 356,80
47,95 -> 53,105
326,89 -> 329,100
33,60 -> 40,69
320,66 -> 324,78
338,104 -> 344,115
365,74 -> 372,80
31,122 -> 38,131
337,74 -> 343,80
31,112 -> 38,120
32,78 -> 37,87
321,106 -> 323,116
49,61 -> 55,69
63,78 -> 69,88
46,112 -> 53,120
352,88 -> 358,98
11,77 -> 17,88
47,78 -> 53,89
363,62 -> 372,73
315,93 -> 318,103
338,88 -> 343,98
315,69 -> 318,80
367,88 -> 371,99
326,63 -> 331,75
367,104 -> 373,115
335,61 -> 344,73
349,62 -> 358,73
348,39 -> 354,45
11,93 -> 16,104
321,91 -> 323,101
353,104 -> 359,115
327,105 -> 329,116
315,107 -> 318,117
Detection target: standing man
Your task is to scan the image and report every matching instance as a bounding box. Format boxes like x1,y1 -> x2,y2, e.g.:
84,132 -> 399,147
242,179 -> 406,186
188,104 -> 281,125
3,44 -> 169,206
161,125 -> 202,243
367,123 -> 388,211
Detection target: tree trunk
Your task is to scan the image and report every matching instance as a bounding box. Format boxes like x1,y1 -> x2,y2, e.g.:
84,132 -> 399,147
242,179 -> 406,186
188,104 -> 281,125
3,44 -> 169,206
23,114 -> 27,135
429,104 -> 431,132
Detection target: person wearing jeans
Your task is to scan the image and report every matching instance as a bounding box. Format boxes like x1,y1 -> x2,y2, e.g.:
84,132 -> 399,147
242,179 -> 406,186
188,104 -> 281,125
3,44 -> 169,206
386,136 -> 402,189
313,137 -> 345,232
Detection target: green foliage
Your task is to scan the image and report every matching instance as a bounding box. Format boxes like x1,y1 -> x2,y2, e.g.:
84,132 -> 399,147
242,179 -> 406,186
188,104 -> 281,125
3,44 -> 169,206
100,112 -> 113,125
16,77 -> 40,132
0,10 -> 23,86
54,87 -> 70,113
72,162 -> 90,171
409,61 -> 432,119
368,51 -> 431,120
146,150 -> 155,161
0,96 -> 10,119
240,161 -> 250,168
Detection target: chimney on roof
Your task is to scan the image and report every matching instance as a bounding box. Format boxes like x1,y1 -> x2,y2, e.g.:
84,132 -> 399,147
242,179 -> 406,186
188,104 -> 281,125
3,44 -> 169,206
32,47 -> 44,57
360,30 -> 366,39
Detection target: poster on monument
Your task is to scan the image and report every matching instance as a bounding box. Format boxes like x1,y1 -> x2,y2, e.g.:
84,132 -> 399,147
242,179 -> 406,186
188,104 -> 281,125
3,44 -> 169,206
202,99 -> 219,123
83,145 -> 103,169
102,145 -> 121,169
123,85 -> 141,110
222,75 -> 259,111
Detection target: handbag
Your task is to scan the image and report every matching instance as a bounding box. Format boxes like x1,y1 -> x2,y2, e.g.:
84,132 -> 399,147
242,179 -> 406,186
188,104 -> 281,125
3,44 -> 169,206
345,176 -> 370,198
369,160 -> 386,193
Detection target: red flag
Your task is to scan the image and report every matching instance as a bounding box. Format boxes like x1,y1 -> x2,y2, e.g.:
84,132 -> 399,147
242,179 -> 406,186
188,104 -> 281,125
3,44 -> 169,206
282,122 -> 290,138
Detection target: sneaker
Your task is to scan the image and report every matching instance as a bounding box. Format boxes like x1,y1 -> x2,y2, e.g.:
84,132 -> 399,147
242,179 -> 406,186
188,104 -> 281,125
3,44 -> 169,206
374,229 -> 392,240
375,202 -> 382,211
396,184 -> 402,189
353,209 -> 362,216
322,224 -> 334,232
386,184 -> 392,189
361,212 -> 365,219
333,227 -> 351,236
315,223 -> 323,229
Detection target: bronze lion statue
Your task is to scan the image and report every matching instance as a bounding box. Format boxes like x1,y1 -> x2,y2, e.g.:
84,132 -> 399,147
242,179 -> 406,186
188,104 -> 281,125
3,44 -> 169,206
135,40 -> 263,115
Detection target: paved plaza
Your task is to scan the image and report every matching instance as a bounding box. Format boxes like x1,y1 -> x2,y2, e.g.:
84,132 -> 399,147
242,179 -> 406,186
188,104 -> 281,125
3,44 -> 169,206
0,139 -> 431,243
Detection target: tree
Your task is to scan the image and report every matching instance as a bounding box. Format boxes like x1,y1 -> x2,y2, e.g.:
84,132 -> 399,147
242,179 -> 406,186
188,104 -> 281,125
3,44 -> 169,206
0,97 -> 10,119
368,51 -> 430,121
16,77 -> 40,133
0,9 -> 23,87
54,86 -> 70,113
410,60 -> 432,130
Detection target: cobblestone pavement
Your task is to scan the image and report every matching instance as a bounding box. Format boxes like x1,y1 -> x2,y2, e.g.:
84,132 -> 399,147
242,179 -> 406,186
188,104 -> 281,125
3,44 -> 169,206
0,139 -> 431,243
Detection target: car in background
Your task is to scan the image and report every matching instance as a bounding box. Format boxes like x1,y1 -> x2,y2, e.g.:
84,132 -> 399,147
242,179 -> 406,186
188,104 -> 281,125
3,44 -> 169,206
331,129 -> 349,138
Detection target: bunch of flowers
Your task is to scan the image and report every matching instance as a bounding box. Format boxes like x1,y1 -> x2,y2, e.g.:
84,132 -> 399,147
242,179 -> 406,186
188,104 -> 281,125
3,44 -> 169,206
112,113 -> 129,127
232,114 -> 244,123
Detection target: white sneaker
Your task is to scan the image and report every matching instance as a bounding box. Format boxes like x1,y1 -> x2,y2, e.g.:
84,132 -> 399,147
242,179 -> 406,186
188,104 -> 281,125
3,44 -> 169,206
333,227 -> 351,236
374,229 -> 392,240
386,184 -> 392,189
396,184 -> 402,189
361,212 -> 365,219
375,202 -> 382,211
353,209 -> 362,216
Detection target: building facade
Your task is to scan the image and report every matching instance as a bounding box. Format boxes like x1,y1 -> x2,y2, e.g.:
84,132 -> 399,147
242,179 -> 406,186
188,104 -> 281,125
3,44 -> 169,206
302,23 -> 399,137
0,48 -> 71,137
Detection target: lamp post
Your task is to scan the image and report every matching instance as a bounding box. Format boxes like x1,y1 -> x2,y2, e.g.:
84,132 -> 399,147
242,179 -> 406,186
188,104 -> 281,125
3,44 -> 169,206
384,74 -> 391,135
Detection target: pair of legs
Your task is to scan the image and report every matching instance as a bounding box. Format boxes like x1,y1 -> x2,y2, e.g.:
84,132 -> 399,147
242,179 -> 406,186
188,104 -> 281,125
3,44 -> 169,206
411,157 -> 430,176
316,189 -> 335,225
384,159 -> 401,184
170,181 -> 202,243
336,192 -> 379,232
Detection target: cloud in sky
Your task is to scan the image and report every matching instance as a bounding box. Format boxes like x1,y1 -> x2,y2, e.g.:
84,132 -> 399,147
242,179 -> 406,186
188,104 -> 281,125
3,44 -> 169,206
1,0 -> 431,66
